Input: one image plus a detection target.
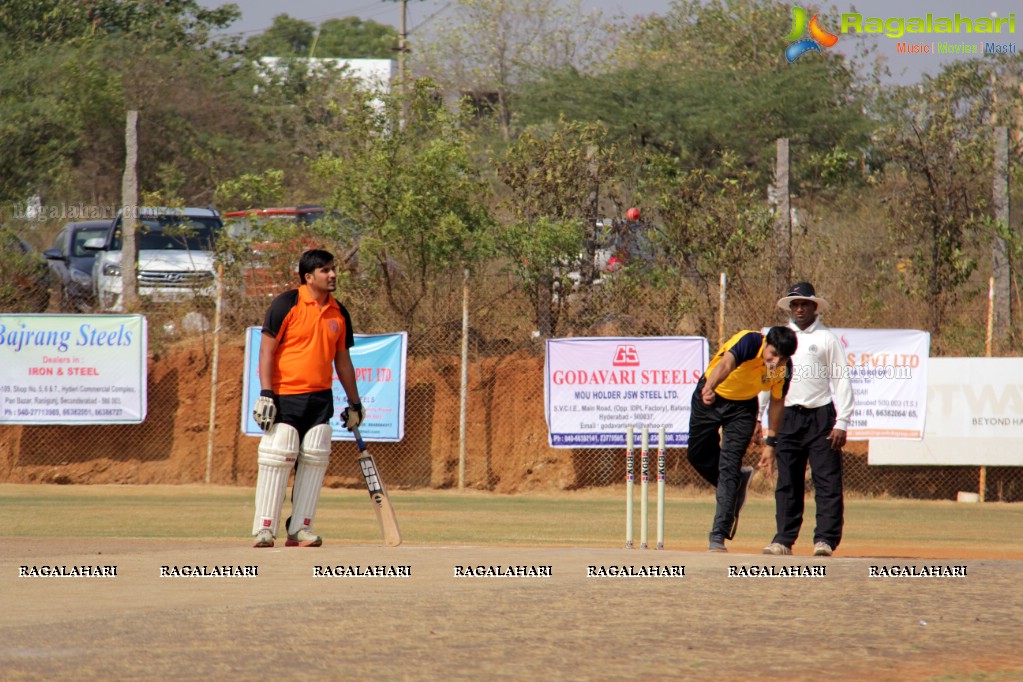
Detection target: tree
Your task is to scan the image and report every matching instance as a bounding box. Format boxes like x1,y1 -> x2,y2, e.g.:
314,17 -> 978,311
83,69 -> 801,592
873,62 -> 995,336
517,0 -> 872,187
246,14 -> 316,57
214,169 -> 286,212
311,80 -> 496,330
637,150 -> 774,337
496,119 -> 621,336
315,18 -> 398,59
0,0 -> 261,208
415,0 -> 608,139
0,0 -> 240,53
247,15 -> 398,59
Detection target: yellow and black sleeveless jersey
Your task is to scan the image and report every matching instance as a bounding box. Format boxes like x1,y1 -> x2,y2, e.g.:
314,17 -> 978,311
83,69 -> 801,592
261,284 -> 355,395
706,330 -> 791,401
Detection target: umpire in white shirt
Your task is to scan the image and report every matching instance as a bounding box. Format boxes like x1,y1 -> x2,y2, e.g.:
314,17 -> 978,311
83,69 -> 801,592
762,282 -> 854,557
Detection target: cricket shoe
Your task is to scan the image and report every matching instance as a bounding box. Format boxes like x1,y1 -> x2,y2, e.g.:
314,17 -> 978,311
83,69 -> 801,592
253,529 -> 274,548
708,534 -> 727,553
286,528 -> 322,547
726,466 -> 755,540
762,542 -> 792,556
813,541 -> 834,557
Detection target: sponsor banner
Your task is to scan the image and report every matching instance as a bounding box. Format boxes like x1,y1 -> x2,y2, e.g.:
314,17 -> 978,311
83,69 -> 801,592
545,337 -> 708,448
0,314 -> 147,424
870,357 -> 1023,465
242,328 -> 407,441
837,328 -> 929,440
762,328 -> 929,440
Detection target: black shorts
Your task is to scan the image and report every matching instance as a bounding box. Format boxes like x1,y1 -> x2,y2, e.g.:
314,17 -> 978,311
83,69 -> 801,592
274,389 -> 334,439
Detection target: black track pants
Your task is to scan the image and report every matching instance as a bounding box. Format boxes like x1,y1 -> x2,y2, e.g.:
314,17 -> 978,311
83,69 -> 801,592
686,379 -> 758,539
772,403 -> 844,549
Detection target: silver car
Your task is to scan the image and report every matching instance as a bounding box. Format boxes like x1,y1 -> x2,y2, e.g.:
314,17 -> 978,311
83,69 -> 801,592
87,207 -> 222,311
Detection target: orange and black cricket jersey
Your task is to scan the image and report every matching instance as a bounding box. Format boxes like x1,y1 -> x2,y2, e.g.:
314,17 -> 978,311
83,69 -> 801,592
706,330 -> 792,401
261,284 -> 355,396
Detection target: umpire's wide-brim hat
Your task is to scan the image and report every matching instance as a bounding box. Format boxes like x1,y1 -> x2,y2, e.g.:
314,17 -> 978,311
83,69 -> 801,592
777,281 -> 828,313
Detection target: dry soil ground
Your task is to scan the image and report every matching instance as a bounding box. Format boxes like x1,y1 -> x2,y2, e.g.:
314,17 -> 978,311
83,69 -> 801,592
2,536 -> 1022,681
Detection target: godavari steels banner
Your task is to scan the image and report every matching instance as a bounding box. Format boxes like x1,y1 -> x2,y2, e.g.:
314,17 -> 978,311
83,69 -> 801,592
545,337 -> 708,448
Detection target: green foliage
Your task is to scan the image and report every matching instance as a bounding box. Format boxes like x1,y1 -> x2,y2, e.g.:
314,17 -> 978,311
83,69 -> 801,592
0,227 -> 49,313
0,31 -> 276,207
500,216 -> 585,291
638,150 -> 773,335
498,119 -> 618,223
0,0 -> 240,54
873,61 -> 993,334
0,0 -> 1016,356
517,0 -> 871,187
311,80 -> 496,328
247,14 -> 398,59
496,118 -> 621,336
315,18 -> 398,59
609,0 -> 799,74
0,42 -> 118,202
250,57 -> 385,166
415,0 -> 609,138
246,14 -> 317,57
215,170 -> 287,212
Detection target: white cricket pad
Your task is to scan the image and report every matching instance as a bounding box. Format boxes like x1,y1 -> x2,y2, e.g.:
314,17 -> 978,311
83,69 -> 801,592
251,423 -> 300,536
288,424 -> 333,535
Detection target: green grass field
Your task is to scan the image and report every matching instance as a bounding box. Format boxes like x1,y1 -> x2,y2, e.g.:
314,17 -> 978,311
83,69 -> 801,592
3,483 -> 1021,558
3,483 -> 1022,682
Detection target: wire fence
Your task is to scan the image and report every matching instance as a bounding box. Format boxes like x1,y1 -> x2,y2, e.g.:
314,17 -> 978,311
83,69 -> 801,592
1,257 -> 1021,502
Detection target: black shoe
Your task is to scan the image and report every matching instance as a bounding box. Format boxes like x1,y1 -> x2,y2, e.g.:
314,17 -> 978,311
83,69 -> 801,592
708,534 -> 727,552
726,466 -> 754,540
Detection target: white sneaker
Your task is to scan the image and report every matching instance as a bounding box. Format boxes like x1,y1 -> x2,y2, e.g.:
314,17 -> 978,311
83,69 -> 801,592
813,541 -> 834,557
253,528 -> 274,548
286,528 -> 322,547
762,542 -> 792,555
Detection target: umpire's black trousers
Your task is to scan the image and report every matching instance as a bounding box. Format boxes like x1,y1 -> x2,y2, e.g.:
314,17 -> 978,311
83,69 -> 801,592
686,378 -> 758,540
772,402 -> 844,550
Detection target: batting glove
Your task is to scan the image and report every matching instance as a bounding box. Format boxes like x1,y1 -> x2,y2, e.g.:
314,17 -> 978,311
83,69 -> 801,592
253,390 -> 277,433
341,401 -> 364,430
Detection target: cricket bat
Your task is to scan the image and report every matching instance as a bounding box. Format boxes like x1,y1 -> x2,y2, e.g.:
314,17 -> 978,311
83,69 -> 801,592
352,426 -> 402,547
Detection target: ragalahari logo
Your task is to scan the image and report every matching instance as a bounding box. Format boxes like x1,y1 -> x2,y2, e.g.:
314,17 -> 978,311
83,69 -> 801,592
785,6 -> 839,62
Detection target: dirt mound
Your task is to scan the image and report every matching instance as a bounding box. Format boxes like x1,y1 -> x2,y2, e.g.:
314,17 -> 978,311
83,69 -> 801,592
0,337 -> 578,491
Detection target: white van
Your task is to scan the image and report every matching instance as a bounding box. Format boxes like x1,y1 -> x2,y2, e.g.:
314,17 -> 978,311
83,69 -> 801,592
86,207 -> 223,311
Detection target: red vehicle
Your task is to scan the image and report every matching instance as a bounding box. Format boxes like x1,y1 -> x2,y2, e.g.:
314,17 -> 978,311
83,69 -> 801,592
223,206 -> 326,297
223,206 -> 326,230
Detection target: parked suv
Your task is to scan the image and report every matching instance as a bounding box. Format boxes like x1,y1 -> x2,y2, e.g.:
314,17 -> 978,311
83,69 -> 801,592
87,207 -> 223,311
44,219 -> 112,312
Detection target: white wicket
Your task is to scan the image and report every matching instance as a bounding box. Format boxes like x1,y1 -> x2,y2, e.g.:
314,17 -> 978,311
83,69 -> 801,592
657,426 -> 666,550
625,426 -> 634,549
640,428 -> 649,549
626,426 -> 666,550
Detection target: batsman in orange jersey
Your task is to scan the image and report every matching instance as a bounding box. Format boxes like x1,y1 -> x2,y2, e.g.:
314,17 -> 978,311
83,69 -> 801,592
250,249 -> 363,548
